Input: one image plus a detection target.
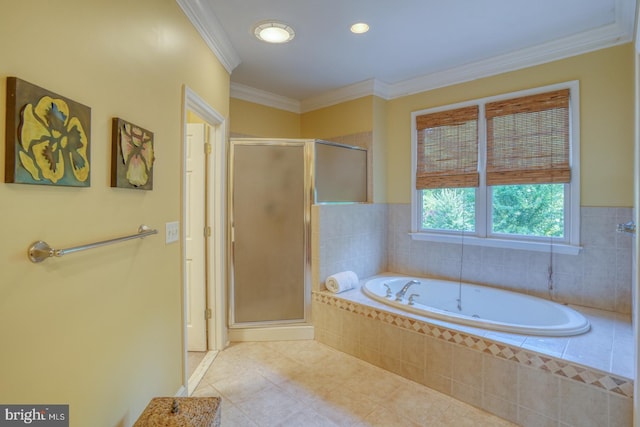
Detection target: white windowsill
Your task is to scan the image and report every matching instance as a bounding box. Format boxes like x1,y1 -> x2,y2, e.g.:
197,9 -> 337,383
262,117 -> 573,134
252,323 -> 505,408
409,232 -> 582,255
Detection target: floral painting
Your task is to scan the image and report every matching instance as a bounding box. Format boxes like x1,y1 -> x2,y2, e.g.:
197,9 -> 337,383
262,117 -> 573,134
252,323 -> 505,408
111,117 -> 155,190
5,77 -> 91,186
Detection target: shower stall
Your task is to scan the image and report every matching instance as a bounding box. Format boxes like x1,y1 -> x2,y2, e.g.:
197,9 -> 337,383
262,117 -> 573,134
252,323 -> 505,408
228,138 -> 367,340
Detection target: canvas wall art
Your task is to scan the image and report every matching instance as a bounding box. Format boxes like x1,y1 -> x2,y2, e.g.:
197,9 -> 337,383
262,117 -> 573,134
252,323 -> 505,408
111,117 -> 155,190
5,77 -> 91,186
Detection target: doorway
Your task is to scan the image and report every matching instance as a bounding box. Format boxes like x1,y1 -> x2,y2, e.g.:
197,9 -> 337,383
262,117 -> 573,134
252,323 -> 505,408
182,86 -> 227,395
186,122 -> 207,353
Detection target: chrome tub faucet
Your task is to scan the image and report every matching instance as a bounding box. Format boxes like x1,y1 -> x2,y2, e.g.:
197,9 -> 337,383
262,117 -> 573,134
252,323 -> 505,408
395,280 -> 420,301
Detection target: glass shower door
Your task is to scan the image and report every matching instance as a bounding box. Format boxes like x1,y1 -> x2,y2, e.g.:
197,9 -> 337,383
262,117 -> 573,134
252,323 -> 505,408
230,140 -> 309,326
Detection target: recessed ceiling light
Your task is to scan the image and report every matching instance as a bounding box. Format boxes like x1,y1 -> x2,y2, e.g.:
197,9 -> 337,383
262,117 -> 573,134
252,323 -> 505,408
253,21 -> 295,43
350,22 -> 370,34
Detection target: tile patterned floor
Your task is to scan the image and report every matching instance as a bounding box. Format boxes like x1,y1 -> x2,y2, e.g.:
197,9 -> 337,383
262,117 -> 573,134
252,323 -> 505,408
192,340 -> 517,426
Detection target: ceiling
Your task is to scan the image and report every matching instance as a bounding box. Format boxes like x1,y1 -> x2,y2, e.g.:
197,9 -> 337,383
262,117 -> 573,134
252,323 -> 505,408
179,0 -> 637,111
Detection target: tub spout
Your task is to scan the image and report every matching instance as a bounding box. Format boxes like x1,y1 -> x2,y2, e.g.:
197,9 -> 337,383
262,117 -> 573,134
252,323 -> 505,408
395,280 -> 420,301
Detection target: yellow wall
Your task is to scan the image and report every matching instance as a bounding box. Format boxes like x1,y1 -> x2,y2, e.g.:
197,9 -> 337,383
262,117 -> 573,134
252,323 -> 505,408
229,98 -> 300,137
230,96 -> 385,201
229,96 -> 375,137
386,43 -> 635,205
372,96 -> 388,202
301,96 -> 374,138
233,39 -> 636,206
229,96 -> 376,139
0,1 -> 229,426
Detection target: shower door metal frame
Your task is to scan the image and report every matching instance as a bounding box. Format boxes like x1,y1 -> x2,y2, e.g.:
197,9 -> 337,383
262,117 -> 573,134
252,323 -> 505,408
227,138 -> 313,329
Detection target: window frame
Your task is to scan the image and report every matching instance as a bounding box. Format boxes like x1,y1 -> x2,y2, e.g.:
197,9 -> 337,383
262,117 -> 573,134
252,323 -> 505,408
410,81 -> 581,255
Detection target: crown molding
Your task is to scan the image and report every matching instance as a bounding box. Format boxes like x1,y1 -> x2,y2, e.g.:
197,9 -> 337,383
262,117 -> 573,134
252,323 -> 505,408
235,18 -> 633,113
300,79 -> 393,113
389,20 -> 633,99
230,79 -> 393,114
176,0 -> 241,74
230,83 -> 301,113
221,0 -> 636,112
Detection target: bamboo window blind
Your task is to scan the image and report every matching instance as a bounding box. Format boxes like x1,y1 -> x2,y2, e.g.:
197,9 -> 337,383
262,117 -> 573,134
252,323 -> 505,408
415,105 -> 479,189
485,89 -> 570,186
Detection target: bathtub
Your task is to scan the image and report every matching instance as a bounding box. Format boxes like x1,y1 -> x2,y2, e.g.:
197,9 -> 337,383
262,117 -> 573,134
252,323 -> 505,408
361,276 -> 590,336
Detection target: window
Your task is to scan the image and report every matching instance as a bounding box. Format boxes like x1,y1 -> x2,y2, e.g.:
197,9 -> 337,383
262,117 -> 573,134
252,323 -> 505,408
411,82 -> 580,254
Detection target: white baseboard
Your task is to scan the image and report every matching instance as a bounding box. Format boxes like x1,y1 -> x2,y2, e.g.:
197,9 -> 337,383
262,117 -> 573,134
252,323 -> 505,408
227,325 -> 314,342
175,385 -> 188,397
188,351 -> 218,395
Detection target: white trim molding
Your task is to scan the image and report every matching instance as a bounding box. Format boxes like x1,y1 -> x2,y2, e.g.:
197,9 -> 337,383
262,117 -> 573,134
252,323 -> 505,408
234,14 -> 632,112
390,16 -> 634,100
176,0 -> 241,74
231,79 -> 394,114
182,0 -> 636,112
300,79 -> 393,113
231,83 -> 301,114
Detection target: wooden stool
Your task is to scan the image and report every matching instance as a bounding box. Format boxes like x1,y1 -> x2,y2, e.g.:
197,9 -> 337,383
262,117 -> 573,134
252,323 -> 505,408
134,397 -> 221,427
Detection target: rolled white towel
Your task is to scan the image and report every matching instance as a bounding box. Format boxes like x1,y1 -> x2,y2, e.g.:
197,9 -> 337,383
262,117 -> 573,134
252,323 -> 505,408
325,271 -> 359,293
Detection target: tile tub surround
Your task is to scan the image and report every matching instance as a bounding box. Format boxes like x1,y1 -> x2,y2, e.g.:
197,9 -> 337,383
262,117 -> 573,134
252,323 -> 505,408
315,203 -> 632,314
388,204 -> 633,314
312,203 -> 388,292
313,203 -> 634,425
312,289 -> 633,427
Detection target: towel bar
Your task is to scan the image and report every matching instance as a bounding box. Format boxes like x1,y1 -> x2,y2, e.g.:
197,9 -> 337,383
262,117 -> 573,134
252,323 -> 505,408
28,225 -> 158,263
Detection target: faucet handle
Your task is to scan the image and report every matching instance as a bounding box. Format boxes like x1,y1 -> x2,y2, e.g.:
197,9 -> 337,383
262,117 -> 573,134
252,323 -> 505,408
383,283 -> 392,298
408,294 -> 420,305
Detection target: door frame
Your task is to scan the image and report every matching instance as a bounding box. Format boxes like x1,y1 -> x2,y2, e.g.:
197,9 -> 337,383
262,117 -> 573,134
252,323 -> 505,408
181,85 -> 227,393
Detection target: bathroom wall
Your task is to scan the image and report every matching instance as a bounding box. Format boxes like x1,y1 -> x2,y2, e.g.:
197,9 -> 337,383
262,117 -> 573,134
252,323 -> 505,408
232,45 -> 635,211
319,131 -> 374,203
229,97 -> 300,137
372,96 -> 389,203
313,201 -> 633,426
315,203 -> 632,314
230,45 -> 636,314
307,45 -> 635,315
379,44 -> 635,314
302,96 -> 388,203
229,35 -> 636,427
388,205 -> 633,314
301,96 -> 374,139
230,94 -> 388,202
386,44 -> 635,207
0,1 -> 229,426
312,203 -> 388,292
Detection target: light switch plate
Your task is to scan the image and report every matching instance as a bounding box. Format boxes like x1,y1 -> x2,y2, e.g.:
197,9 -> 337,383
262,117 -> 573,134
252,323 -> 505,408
165,221 -> 179,243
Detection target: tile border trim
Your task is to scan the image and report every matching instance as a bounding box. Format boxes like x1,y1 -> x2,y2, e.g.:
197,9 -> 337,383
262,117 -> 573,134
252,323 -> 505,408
312,291 -> 634,398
